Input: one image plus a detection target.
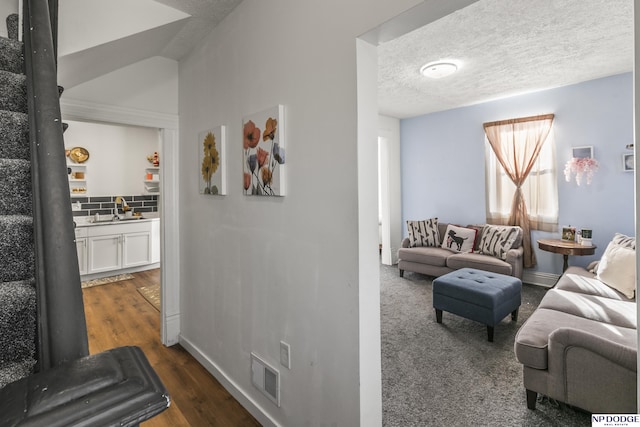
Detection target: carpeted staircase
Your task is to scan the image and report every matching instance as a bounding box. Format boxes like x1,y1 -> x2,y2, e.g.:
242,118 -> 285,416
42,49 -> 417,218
0,13 -> 37,390
0,6 -> 170,425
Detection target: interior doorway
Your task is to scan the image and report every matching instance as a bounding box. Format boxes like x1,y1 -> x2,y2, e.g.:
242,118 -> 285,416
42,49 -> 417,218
61,101 -> 180,346
360,0 -> 640,421
356,1 -> 483,424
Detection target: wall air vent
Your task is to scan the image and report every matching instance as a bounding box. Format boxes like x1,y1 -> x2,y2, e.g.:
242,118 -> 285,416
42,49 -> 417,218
251,352 -> 280,407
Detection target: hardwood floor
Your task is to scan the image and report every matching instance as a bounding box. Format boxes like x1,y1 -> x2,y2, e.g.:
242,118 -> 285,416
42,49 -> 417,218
83,269 -> 261,426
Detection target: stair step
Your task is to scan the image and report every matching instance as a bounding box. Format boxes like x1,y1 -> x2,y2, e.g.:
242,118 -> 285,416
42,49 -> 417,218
0,37 -> 22,75
0,281 -> 36,389
0,111 -> 28,160
6,14 -> 18,42
0,159 -> 31,216
0,358 -> 35,390
0,70 -> 26,113
0,215 -> 34,283
0,280 -> 35,367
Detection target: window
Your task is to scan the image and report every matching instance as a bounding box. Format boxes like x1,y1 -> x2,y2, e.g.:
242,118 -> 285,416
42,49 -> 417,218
483,114 -> 558,268
485,126 -> 558,232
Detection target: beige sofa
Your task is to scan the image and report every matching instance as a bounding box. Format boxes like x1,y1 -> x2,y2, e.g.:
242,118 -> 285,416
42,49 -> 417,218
514,233 -> 637,414
397,222 -> 524,279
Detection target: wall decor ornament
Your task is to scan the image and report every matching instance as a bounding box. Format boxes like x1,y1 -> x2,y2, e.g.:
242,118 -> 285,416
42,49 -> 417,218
199,125 -> 226,195
564,147 -> 598,186
571,146 -> 593,159
564,157 -> 599,185
242,105 -> 286,196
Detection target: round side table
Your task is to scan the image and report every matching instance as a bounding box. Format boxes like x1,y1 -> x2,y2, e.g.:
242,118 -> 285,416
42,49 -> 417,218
537,239 -> 597,272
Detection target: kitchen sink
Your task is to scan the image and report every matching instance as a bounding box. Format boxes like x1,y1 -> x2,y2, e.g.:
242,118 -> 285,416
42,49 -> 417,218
90,216 -> 144,224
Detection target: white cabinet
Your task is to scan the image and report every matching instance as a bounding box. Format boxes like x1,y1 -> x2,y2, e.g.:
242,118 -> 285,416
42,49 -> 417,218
74,227 -> 88,275
85,221 -> 153,275
88,235 -> 122,273
151,219 -> 160,263
122,232 -> 152,268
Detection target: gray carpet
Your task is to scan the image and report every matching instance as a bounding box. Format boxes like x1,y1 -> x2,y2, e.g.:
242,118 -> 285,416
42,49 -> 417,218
380,264 -> 591,426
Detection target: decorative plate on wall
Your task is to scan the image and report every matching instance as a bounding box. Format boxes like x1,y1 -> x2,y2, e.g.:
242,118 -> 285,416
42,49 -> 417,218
68,147 -> 89,163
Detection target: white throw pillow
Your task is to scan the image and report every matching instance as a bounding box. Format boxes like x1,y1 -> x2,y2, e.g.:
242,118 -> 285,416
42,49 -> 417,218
596,241 -> 636,299
441,225 -> 477,253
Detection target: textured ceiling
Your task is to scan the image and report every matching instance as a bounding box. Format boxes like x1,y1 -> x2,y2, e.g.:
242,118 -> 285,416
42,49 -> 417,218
378,0 -> 633,119
151,0 -> 244,60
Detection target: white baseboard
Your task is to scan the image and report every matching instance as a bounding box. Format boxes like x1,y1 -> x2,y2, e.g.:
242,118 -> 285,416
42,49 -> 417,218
179,335 -> 279,427
162,313 -> 180,346
80,263 -> 160,281
522,271 -> 559,288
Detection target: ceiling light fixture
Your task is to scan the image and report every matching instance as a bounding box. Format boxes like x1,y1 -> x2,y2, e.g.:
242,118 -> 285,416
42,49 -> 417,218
420,61 -> 459,79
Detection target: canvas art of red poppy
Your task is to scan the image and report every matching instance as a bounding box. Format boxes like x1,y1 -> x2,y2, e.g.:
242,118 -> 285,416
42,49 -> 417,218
242,105 -> 286,197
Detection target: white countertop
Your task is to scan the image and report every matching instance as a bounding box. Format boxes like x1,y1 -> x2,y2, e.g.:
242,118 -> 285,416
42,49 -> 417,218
75,211 -> 159,227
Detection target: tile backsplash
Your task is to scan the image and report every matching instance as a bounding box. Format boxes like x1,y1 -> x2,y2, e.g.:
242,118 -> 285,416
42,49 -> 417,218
71,195 -> 158,217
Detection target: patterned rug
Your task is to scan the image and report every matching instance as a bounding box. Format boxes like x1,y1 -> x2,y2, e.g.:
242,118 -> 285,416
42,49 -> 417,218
81,273 -> 134,288
137,284 -> 160,311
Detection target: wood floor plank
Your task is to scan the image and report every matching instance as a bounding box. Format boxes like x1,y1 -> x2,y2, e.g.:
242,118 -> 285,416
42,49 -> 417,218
83,270 -> 260,426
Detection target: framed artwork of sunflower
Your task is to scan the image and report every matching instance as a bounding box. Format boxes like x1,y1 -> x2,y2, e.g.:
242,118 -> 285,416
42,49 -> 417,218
242,105 -> 286,196
199,125 -> 226,195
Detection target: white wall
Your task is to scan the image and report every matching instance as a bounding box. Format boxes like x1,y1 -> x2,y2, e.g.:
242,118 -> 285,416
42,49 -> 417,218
634,0 -> 640,411
58,0 -> 188,56
378,115 -> 402,265
177,0 -> 420,425
0,0 -> 17,38
63,120 -> 160,196
357,39 -> 383,426
63,57 -> 179,115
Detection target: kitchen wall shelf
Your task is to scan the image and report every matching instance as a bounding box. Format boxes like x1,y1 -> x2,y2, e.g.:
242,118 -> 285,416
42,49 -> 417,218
144,167 -> 160,194
68,163 -> 87,196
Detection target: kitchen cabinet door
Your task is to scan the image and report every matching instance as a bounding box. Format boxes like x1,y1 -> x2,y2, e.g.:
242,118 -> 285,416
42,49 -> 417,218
122,232 -> 152,268
151,220 -> 160,263
88,235 -> 121,273
75,238 -> 88,275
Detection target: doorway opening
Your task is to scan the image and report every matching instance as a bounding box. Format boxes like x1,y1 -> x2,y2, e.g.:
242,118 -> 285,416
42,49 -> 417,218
61,102 -> 180,346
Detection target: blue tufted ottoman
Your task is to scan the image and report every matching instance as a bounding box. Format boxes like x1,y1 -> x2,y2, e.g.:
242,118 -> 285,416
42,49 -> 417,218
432,268 -> 522,342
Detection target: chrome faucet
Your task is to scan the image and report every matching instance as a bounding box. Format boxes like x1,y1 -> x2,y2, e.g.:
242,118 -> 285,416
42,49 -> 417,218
114,196 -> 129,220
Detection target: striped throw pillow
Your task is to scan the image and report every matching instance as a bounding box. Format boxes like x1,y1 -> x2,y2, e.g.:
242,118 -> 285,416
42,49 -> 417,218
478,225 -> 521,260
612,233 -> 635,250
407,218 -> 440,247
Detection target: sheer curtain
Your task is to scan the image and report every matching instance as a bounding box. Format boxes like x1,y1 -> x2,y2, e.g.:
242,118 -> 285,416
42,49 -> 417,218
483,114 -> 557,268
